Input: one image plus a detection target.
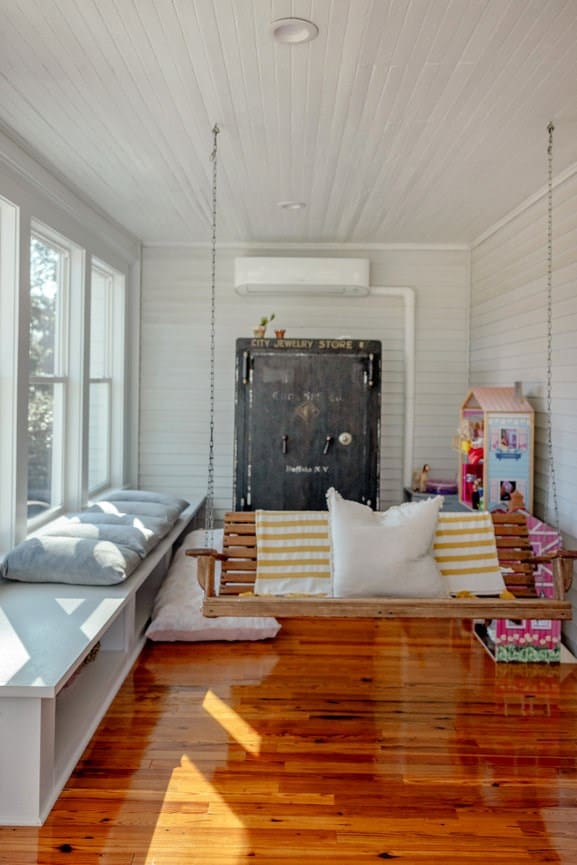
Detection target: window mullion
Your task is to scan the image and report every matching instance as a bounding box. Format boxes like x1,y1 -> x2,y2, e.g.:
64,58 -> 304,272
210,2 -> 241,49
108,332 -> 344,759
29,375 -> 67,384
88,261 -> 124,494
55,251 -> 69,377
0,195 -> 21,551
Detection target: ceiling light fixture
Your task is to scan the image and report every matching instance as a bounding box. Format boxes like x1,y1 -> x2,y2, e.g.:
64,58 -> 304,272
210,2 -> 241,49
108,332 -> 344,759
277,200 -> 306,210
271,17 -> 319,44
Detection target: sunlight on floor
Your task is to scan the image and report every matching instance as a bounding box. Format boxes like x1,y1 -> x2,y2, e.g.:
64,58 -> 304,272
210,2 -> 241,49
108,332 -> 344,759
202,689 -> 262,756
144,754 -> 249,864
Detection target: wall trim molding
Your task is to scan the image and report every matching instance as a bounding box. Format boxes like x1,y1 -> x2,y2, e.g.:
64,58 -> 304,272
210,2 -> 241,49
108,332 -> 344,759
0,130 -> 140,262
472,160 -> 577,249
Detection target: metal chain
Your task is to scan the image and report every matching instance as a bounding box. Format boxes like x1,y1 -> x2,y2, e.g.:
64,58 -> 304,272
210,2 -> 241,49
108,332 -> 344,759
545,120 -> 560,532
205,124 -> 219,544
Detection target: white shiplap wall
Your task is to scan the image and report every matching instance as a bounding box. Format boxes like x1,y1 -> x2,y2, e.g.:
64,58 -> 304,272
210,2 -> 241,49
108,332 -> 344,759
470,170 -> 577,648
139,245 -> 470,521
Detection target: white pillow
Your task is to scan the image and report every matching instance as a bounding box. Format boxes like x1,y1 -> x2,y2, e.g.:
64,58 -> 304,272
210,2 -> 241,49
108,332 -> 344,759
326,489 -> 447,598
146,529 -> 281,642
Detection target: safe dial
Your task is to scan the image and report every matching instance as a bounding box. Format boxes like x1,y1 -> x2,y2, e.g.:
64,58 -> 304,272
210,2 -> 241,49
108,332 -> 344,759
338,432 -> 353,446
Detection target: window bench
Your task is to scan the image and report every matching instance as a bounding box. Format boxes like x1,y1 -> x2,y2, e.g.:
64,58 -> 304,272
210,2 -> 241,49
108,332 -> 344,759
0,498 -> 204,826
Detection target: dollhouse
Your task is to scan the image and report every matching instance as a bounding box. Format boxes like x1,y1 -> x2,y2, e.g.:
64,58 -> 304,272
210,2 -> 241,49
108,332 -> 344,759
458,387 -> 534,513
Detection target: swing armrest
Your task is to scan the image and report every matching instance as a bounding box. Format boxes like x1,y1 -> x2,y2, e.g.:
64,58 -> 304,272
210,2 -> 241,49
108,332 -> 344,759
529,550 -> 577,563
517,550 -> 577,599
185,547 -> 226,560
185,547 -> 227,598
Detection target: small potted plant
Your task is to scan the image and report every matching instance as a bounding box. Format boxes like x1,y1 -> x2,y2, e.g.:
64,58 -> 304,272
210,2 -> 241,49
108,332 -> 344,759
253,312 -> 275,338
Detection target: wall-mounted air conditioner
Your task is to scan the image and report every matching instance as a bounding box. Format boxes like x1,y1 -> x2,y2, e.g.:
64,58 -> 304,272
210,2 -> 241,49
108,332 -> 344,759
234,257 -> 370,296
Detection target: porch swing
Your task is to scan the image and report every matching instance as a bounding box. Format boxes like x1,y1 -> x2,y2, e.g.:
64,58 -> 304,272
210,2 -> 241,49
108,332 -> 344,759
188,124 -> 576,621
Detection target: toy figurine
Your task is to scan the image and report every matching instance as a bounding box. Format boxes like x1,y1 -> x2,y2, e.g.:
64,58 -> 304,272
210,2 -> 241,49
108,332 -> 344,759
471,478 -> 483,510
418,463 -> 430,493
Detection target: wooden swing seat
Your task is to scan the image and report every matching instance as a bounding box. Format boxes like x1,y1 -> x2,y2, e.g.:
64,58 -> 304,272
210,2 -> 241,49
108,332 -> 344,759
187,511 -> 575,620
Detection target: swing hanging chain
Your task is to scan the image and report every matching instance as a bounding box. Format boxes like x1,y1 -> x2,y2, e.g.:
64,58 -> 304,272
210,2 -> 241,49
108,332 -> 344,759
545,120 -> 560,533
206,123 -> 220,542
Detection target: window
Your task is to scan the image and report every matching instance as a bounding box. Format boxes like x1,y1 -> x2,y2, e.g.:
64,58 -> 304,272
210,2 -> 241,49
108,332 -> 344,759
0,168 -> 136,554
27,233 -> 70,519
23,227 -> 128,530
88,261 -> 125,494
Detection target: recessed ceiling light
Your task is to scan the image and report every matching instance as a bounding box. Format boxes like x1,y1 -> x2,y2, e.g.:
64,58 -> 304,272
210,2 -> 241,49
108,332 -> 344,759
277,200 -> 307,210
271,17 -> 319,44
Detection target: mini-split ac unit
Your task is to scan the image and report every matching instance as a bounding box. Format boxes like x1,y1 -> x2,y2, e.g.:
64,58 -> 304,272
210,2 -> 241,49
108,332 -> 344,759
234,257 -> 370,296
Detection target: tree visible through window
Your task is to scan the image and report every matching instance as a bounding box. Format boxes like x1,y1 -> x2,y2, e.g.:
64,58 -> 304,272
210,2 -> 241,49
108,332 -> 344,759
28,235 -> 66,518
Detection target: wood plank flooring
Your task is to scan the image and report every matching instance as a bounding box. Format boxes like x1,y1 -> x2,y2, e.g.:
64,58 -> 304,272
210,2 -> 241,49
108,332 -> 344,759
2,618 -> 577,864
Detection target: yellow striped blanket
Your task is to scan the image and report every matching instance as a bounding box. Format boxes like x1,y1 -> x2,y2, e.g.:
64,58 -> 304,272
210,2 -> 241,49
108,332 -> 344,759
433,511 -> 505,595
254,510 -> 331,596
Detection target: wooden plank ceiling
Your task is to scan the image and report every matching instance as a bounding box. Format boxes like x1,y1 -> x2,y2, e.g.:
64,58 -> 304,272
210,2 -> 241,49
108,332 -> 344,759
0,0 -> 576,245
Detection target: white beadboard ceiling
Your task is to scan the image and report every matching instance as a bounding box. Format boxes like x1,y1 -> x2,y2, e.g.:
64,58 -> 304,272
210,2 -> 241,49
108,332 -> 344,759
1,0 -> 577,246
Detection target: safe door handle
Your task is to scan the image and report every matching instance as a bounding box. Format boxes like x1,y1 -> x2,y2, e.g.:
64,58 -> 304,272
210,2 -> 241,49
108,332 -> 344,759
281,435 -> 288,454
323,435 -> 334,455
367,352 -> 375,388
242,351 -> 251,384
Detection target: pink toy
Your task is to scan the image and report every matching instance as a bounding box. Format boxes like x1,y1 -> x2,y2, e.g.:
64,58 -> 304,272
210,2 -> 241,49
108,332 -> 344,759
494,514 -> 562,662
426,479 -> 458,495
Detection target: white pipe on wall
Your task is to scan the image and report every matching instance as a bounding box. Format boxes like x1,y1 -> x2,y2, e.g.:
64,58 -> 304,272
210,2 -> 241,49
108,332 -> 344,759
369,285 -> 416,491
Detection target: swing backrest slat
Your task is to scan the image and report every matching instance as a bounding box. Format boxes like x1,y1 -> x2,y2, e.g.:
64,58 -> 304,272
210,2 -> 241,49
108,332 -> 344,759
491,511 -> 539,597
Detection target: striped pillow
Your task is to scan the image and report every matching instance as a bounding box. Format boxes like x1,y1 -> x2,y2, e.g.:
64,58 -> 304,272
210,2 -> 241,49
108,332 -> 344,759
254,510 -> 331,596
433,512 -> 506,595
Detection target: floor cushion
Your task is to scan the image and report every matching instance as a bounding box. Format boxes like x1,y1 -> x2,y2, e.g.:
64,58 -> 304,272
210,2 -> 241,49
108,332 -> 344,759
146,530 -> 281,642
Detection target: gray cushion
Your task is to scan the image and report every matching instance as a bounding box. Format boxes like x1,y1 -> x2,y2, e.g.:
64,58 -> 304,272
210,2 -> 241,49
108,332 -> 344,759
87,499 -> 183,524
42,519 -> 151,558
0,489 -> 189,586
0,536 -> 141,585
105,489 -> 189,511
68,511 -> 173,544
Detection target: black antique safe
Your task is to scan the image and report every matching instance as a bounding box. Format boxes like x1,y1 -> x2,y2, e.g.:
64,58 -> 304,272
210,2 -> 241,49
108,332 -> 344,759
233,337 -> 381,511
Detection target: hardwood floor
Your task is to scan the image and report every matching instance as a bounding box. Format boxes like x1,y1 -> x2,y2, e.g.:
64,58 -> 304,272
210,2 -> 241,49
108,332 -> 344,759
2,618 -> 577,864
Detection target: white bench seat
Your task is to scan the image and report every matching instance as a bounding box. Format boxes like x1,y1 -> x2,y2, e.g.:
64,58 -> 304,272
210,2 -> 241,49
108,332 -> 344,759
0,498 -> 204,826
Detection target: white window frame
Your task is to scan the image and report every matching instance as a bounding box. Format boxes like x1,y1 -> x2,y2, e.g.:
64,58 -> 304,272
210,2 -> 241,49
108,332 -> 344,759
88,259 -> 125,496
0,188 -> 134,554
0,194 -> 19,553
27,222 -> 85,529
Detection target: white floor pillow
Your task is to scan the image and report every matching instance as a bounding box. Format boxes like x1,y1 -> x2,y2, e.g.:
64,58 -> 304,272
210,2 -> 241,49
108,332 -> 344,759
146,529 -> 281,642
326,489 -> 447,598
